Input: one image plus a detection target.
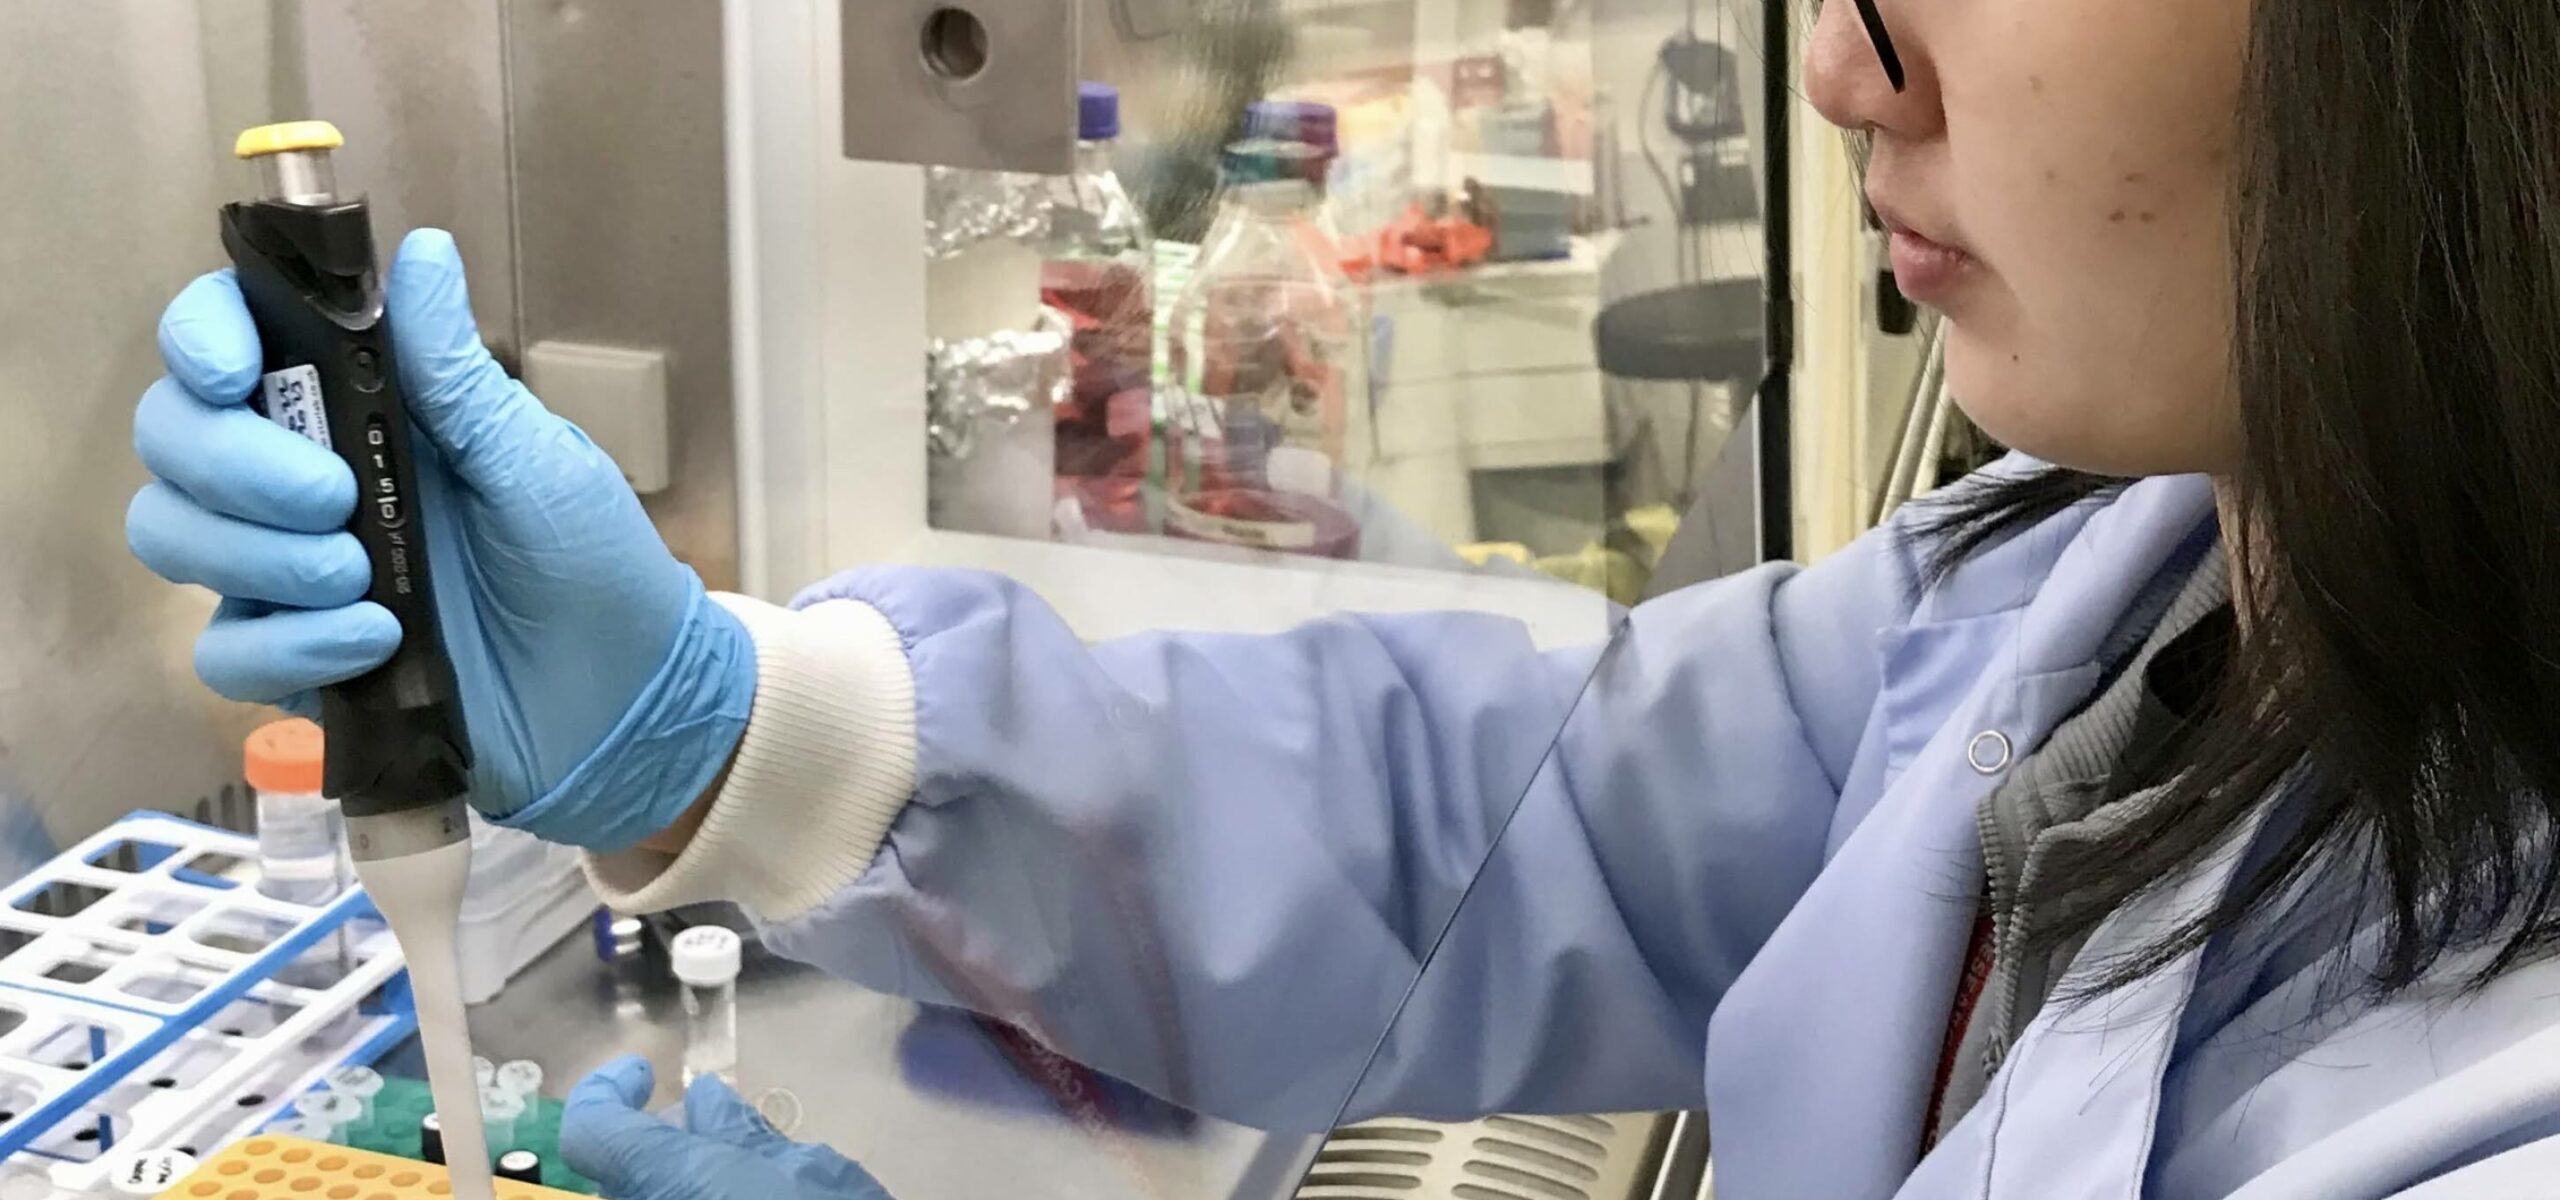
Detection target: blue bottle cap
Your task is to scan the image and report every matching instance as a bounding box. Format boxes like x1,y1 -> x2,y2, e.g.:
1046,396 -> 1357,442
1078,82 -> 1120,141
1219,139 -> 1326,186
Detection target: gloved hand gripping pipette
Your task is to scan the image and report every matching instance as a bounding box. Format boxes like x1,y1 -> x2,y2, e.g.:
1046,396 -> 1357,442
220,121 -> 496,1200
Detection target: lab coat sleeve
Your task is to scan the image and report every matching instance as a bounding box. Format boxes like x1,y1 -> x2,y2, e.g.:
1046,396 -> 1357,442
587,524 -> 1920,1131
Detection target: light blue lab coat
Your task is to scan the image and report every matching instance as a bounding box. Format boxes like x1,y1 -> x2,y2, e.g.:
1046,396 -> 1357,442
761,467 -> 2560,1198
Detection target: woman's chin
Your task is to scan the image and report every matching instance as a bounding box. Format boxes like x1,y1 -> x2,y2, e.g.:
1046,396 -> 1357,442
1942,333 -> 2233,479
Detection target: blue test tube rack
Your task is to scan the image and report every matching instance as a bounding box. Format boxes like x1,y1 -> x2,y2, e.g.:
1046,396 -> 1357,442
0,812 -> 416,1191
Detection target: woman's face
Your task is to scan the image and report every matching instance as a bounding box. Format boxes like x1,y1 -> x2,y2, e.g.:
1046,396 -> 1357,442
1806,0 -> 2252,476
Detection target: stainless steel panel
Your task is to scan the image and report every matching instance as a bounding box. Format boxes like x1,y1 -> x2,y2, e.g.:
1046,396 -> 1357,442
1111,0 -> 1190,41
297,0 -> 521,361
0,2 -> 304,841
301,0 -> 736,583
1,0 -> 739,855
841,0 -> 1079,173
465,927 -> 1322,1199
504,0 -> 738,587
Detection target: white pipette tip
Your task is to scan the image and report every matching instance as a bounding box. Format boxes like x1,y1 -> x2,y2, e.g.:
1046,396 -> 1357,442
354,837 -> 496,1200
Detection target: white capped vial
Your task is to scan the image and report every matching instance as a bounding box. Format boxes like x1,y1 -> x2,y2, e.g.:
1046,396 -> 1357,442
495,1149 -> 543,1185
473,1055 -> 497,1089
480,1085 -> 528,1158
323,1065 -> 385,1132
670,926 -> 743,1088
494,1059 -> 544,1102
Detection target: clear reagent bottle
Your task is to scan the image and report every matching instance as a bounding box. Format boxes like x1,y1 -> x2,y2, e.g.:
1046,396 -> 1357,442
1165,138 -> 1366,559
1039,81 -> 1156,535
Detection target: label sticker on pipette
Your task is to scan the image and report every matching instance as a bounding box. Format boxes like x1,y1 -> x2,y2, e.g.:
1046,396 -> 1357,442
258,364 -> 332,449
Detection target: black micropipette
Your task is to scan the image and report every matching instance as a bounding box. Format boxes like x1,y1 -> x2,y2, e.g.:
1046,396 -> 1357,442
220,120 -> 474,860
222,121 -> 494,1200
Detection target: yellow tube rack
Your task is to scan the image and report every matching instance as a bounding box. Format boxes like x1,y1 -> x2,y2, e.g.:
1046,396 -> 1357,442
156,1135 -> 584,1200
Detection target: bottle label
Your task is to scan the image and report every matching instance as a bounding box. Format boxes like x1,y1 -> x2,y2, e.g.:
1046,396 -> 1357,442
1163,497 -> 1318,550
257,364 -> 331,449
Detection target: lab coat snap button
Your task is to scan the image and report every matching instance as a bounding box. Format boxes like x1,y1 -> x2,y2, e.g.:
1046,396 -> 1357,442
1968,730 -> 2014,775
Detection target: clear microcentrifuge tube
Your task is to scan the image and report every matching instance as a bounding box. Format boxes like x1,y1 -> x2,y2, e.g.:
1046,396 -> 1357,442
479,1085 -> 527,1158
297,1091 -> 365,1144
494,1060 -> 543,1102
671,926 -> 743,1088
323,1065 -> 385,1133
473,1056 -> 497,1090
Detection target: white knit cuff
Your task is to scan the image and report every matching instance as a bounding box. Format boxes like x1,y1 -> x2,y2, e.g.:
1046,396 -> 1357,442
584,593 -> 919,921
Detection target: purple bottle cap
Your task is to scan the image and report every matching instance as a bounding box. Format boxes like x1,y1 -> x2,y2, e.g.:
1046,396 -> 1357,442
1245,100 -> 1341,157
1290,102 -> 1339,156
1078,82 -> 1120,141
1241,101 -> 1285,138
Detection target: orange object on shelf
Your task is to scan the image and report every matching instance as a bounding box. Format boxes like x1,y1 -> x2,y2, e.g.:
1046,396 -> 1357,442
1374,203 -> 1493,276
157,1136 -> 583,1200
244,718 -> 326,794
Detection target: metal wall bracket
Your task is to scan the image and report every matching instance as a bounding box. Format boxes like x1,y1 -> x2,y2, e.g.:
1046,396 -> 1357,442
840,0 -> 1079,173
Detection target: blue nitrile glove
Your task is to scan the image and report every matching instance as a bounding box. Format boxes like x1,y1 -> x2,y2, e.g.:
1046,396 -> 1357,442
562,1055 -> 896,1200
125,228 -> 755,850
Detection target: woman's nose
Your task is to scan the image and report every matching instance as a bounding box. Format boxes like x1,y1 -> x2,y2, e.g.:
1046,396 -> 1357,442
1806,0 -> 1938,137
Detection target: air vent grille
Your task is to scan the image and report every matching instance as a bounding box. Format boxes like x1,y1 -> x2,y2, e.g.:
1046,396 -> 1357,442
1295,1113 -> 1658,1200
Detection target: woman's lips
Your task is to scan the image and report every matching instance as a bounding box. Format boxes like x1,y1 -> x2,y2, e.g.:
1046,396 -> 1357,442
1868,191 -> 1981,305
1886,227 -> 1979,305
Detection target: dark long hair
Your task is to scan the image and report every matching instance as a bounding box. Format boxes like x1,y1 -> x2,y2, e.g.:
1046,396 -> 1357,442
1923,0 -> 2560,998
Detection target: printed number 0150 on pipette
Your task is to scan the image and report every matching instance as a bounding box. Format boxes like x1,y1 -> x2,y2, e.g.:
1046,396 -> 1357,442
221,121 -> 497,1200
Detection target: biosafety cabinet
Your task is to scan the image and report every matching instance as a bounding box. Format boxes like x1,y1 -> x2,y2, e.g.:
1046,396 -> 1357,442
245,1 -> 1941,1196
711,7 -> 1868,1198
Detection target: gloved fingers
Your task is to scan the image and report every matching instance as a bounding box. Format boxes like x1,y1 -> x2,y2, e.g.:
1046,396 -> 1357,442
385,229 -> 560,490
194,599 -> 401,705
562,1055 -> 707,1198
127,483 -> 371,608
779,1144 -> 899,1199
680,1075 -> 795,1155
134,376 -> 355,533
157,270 -> 262,406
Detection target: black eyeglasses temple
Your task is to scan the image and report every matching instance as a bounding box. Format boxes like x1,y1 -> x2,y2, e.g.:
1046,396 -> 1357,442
1849,0 -> 1907,92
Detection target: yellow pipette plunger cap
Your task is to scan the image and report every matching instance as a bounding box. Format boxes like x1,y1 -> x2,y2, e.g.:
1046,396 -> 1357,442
234,121 -> 345,205
233,120 -> 344,160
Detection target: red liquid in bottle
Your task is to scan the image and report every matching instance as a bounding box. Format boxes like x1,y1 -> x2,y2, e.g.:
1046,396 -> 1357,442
1042,259 -> 1154,533
1165,271 -> 1360,560
1163,484 -> 1361,559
